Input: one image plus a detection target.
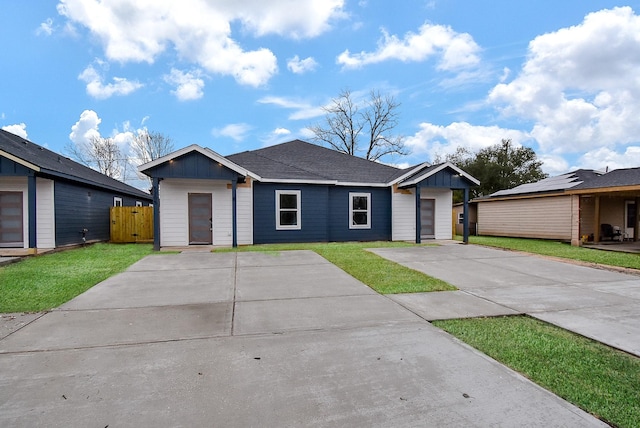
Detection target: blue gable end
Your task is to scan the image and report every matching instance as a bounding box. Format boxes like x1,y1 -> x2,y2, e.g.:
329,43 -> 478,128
252,182 -> 391,244
0,156 -> 34,176
417,168 -> 474,189
145,151 -> 241,180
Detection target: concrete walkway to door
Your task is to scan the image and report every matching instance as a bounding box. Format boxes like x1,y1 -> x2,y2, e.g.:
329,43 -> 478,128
371,242 -> 640,357
0,250 -> 606,427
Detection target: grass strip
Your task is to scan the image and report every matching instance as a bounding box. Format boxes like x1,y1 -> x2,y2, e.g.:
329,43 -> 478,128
0,243 -> 153,313
216,241 -> 454,293
461,235 -> 640,270
434,316 -> 640,427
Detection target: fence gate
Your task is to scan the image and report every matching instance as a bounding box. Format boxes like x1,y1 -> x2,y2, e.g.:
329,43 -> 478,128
110,206 -> 154,243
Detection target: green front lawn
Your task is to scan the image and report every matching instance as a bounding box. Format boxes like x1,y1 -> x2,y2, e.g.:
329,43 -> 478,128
0,243 -> 153,313
216,241 -> 455,294
434,316 -> 640,428
460,235 -> 640,270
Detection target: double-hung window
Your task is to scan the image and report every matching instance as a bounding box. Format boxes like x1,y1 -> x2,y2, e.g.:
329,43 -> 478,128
349,192 -> 371,229
276,190 -> 301,230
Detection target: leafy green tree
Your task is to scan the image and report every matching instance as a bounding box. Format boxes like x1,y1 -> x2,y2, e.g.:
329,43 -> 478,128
444,139 -> 547,199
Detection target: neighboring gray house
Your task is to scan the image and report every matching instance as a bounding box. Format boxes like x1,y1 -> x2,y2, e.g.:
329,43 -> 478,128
139,140 -> 479,250
0,129 -> 152,254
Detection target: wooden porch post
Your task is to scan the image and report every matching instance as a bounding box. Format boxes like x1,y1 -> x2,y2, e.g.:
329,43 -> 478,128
636,197 -> 640,242
594,195 -> 601,242
462,188 -> 469,244
231,178 -> 238,248
152,177 -> 161,251
415,185 -> 421,244
27,174 -> 36,251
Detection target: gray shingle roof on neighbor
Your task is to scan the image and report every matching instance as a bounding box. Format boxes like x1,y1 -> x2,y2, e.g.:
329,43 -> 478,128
0,129 -> 150,198
227,139 -> 407,183
489,169 -> 603,197
571,167 -> 640,190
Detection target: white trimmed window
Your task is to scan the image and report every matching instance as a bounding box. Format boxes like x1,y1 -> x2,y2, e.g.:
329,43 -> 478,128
113,197 -> 123,207
276,190 -> 301,230
458,212 -> 464,224
135,201 -> 143,207
349,192 -> 371,229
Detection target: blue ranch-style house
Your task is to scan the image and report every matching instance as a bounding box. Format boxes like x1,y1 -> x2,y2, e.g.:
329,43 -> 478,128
0,129 -> 152,254
139,140 -> 479,250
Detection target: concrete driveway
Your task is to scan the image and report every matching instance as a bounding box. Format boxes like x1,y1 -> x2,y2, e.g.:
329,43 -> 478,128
372,243 -> 640,358
0,249 -> 607,427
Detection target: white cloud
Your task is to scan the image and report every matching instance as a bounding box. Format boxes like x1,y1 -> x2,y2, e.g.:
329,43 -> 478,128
79,64 -> 143,99
576,146 -> 640,172
488,7 -> 640,157
405,121 -> 530,162
212,123 -> 252,142
274,128 -> 291,135
69,110 -> 101,146
164,68 -> 205,101
37,18 -> 54,36
2,123 -> 28,139
57,0 -> 345,87
337,22 -> 481,70
257,96 -> 325,120
287,55 -> 318,74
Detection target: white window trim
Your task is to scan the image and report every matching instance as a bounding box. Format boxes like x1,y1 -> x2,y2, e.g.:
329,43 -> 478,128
113,197 -> 123,207
135,201 -> 143,207
276,190 -> 301,230
349,192 -> 371,229
458,212 -> 464,224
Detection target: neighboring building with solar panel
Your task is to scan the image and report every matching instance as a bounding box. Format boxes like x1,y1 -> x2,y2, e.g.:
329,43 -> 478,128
471,168 -> 640,246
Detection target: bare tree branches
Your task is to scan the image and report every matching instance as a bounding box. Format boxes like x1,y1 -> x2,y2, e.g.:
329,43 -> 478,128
309,89 -> 406,161
65,136 -> 123,179
130,130 -> 174,165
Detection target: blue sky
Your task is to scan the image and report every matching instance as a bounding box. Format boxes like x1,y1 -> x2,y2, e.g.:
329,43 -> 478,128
2,1 -> 639,189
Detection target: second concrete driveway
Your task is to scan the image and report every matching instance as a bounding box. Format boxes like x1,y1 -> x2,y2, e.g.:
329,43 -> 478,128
0,250 -> 607,427
372,243 -> 640,357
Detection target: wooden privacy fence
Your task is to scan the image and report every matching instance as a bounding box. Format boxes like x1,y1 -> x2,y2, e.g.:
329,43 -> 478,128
110,206 -> 154,243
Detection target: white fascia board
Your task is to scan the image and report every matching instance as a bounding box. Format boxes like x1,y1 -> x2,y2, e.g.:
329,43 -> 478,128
0,149 -> 40,172
258,178 -> 338,185
387,162 -> 430,186
336,181 -> 388,187
258,178 -> 389,187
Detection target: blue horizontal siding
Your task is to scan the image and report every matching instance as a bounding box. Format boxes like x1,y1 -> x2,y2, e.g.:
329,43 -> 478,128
252,183 -> 391,244
328,187 -> 391,242
54,180 -> 145,246
253,183 -> 329,244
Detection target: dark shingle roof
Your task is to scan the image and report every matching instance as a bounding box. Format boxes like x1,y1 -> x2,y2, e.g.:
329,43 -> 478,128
489,169 -> 602,197
572,167 -> 640,190
0,129 -> 150,198
227,140 -> 403,183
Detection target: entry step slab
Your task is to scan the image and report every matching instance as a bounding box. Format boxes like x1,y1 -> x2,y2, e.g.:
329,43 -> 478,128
388,291 -> 520,321
0,303 -> 232,353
